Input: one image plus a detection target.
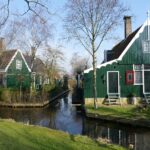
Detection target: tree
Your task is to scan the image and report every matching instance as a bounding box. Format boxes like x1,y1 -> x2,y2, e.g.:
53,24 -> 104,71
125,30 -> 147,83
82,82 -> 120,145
0,0 -> 51,27
70,52 -> 90,75
42,46 -> 64,86
65,0 -> 128,109
70,53 -> 90,89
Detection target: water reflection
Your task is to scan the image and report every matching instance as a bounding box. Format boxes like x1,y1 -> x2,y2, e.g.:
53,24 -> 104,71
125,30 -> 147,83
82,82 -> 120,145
83,119 -> 150,150
0,93 -> 150,149
0,92 -> 83,134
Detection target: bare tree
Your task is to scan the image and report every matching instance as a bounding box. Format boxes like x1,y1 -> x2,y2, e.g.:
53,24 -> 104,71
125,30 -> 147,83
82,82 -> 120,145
64,0 -> 128,109
70,52 -> 90,75
0,0 -> 51,27
42,46 -> 64,86
4,8 -> 52,73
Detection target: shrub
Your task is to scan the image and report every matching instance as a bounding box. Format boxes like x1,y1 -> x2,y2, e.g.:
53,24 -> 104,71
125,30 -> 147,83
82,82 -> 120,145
0,88 -> 11,102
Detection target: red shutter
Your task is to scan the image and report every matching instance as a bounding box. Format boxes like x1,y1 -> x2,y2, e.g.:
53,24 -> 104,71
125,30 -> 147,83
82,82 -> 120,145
126,70 -> 134,85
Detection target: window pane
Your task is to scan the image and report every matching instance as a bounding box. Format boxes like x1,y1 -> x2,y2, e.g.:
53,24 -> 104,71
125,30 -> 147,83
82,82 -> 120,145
135,71 -> 142,84
16,60 -> 22,70
144,65 -> 150,70
143,40 -> 150,52
134,65 -> 142,71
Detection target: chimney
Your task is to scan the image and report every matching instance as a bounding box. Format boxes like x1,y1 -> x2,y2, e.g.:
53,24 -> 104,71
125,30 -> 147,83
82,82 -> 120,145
124,16 -> 132,38
0,38 -> 6,51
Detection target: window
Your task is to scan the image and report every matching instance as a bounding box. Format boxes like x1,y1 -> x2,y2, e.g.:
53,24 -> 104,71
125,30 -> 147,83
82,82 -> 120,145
143,40 -> 150,53
133,65 -> 142,85
16,60 -> 22,70
144,65 -> 150,70
126,71 -> 134,85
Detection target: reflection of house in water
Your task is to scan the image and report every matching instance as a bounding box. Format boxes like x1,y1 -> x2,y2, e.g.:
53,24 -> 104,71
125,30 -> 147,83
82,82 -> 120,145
135,133 -> 150,150
83,120 -> 150,150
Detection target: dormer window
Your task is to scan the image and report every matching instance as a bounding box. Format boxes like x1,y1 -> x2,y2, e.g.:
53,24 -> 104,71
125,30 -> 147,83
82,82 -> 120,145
16,60 -> 22,70
143,40 -> 150,53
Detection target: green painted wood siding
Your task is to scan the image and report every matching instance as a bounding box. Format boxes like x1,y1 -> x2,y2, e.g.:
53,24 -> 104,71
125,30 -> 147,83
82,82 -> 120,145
84,25 -> 150,98
121,26 -> 150,64
7,52 -> 31,89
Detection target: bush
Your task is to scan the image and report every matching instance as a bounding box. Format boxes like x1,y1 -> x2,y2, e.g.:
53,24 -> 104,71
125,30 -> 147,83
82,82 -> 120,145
0,88 -> 11,102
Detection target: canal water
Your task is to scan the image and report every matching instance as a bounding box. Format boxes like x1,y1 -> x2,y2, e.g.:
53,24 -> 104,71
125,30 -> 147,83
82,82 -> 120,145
0,92 -> 150,150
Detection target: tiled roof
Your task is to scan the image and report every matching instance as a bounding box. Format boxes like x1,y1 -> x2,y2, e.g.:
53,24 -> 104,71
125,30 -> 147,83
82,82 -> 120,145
24,55 -> 45,73
107,26 -> 141,61
0,49 -> 17,70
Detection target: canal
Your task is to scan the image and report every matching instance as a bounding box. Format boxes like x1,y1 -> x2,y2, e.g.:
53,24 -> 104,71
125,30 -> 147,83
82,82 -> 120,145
0,92 -> 150,150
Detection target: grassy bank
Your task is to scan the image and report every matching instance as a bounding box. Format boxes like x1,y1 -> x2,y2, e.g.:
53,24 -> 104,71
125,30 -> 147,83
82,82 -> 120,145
86,105 -> 150,120
0,119 -> 126,150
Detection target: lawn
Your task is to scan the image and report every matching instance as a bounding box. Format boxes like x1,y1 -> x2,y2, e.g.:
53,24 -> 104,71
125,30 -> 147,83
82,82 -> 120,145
0,119 -> 126,150
86,105 -> 150,120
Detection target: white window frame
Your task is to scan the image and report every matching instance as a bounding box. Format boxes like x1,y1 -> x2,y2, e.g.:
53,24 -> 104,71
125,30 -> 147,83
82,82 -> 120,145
143,40 -> 150,53
133,64 -> 143,85
107,71 -> 120,95
143,65 -> 150,94
16,60 -> 22,70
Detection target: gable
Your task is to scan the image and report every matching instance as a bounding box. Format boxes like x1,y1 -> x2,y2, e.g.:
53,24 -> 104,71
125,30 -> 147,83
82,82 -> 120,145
5,50 -> 31,73
84,19 -> 150,74
24,55 -> 45,73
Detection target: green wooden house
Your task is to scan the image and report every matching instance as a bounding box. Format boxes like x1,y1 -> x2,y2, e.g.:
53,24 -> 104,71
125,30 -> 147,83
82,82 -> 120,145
84,16 -> 150,105
0,39 -> 50,91
0,46 -> 31,89
24,54 -> 48,90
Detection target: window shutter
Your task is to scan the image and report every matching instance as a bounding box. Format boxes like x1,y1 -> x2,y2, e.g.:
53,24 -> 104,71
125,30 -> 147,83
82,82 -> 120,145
126,70 -> 134,85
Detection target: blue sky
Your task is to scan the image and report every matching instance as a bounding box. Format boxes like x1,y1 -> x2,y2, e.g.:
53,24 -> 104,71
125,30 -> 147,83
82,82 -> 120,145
9,0 -> 150,72
51,0 -> 150,72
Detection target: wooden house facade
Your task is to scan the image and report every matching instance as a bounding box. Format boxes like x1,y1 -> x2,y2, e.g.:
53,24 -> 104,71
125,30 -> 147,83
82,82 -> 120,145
0,47 -> 31,89
84,16 -> 150,104
0,39 -> 49,90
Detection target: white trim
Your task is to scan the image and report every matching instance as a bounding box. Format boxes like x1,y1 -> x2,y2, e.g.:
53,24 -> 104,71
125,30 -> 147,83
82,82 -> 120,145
18,49 -> 31,72
142,64 -> 145,94
5,49 -> 31,72
84,19 -> 150,74
133,64 -> 143,85
107,71 -> 120,95
84,59 -> 118,73
143,64 -> 150,94
5,50 -> 18,72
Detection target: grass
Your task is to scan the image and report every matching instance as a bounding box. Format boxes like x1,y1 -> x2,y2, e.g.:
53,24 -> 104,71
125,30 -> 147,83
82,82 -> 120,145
0,119 -> 126,150
86,104 -> 150,120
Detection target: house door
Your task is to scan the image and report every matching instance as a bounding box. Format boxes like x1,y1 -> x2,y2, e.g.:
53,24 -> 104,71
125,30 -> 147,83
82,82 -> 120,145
143,70 -> 150,94
107,71 -> 120,95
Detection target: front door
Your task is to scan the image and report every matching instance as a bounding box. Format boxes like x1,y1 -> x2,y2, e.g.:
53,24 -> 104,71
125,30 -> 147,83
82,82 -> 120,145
107,71 -> 120,95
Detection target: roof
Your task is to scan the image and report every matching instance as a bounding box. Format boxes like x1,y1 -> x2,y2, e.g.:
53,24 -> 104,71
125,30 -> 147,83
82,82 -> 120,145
0,49 -> 17,70
24,55 -> 45,73
84,19 -> 150,74
107,27 -> 141,61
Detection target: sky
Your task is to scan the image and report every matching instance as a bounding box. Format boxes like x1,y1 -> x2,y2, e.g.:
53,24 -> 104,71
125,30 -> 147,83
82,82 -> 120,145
6,0 -> 150,73
51,0 -> 150,72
